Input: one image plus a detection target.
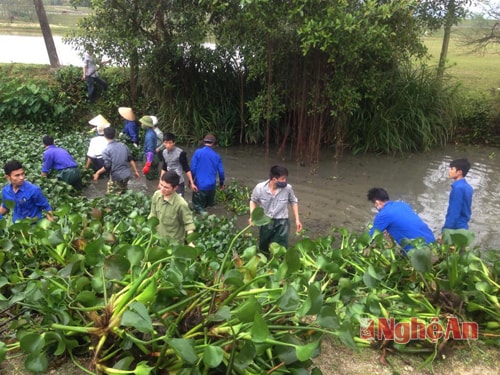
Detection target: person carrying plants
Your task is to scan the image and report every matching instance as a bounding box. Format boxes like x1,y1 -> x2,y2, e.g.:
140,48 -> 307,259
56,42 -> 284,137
367,187 -> 435,253
440,158 -> 474,241
93,127 -> 140,194
85,114 -> 110,174
0,160 -> 53,223
118,107 -> 140,148
138,115 -> 160,181
249,165 -> 303,253
160,132 -> 197,197
148,170 -> 195,244
190,133 -> 225,214
41,135 -> 83,191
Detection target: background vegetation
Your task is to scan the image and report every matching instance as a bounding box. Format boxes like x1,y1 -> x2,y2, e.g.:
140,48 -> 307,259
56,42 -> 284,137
1,1 -> 500,162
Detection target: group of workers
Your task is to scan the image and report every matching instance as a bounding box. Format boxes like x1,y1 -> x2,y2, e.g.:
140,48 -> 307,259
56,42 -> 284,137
0,111 -> 473,254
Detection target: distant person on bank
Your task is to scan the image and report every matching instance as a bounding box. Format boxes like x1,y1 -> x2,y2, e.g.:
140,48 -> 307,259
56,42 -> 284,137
85,114 -> 110,174
0,160 -> 53,223
93,127 -> 140,195
367,187 -> 435,252
82,46 -> 107,103
41,135 -> 82,191
249,165 -> 302,253
118,107 -> 140,148
190,134 -> 225,214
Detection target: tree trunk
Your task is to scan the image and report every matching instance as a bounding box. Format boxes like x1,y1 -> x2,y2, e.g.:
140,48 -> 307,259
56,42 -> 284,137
438,0 -> 456,77
33,0 -> 60,68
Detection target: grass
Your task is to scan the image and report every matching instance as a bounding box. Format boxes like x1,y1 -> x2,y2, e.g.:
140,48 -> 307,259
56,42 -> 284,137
0,5 -> 87,35
423,32 -> 500,94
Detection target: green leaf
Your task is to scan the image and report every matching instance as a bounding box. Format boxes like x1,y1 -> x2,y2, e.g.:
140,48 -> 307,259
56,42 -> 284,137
134,361 -> 155,375
296,339 -> 320,362
167,338 -> 198,364
298,282 -> 323,317
316,256 -> 340,273
316,305 -> 340,329
75,290 -> 98,307
126,245 -> 145,266
408,247 -> 432,273
251,207 -> 272,226
251,312 -> 269,343
277,284 -> 300,311
234,297 -> 261,322
0,341 -> 6,362
84,238 -> 105,266
122,302 -> 153,333
362,270 -> 378,288
104,254 -> 130,280
25,352 -> 48,373
20,333 -> 44,354
208,306 -> 231,322
173,245 -> 200,259
285,247 -> 301,275
203,345 -> 224,368
475,281 -> 492,294
224,269 -> 244,287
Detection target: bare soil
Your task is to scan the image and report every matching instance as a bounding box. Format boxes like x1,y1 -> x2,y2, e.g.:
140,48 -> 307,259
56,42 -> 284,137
2,337 -> 498,374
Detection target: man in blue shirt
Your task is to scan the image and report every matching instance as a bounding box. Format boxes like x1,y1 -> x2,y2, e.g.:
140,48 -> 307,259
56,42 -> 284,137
190,134 -> 225,214
42,135 -> 82,191
442,158 -> 473,233
1,160 -> 53,222
367,187 -> 434,252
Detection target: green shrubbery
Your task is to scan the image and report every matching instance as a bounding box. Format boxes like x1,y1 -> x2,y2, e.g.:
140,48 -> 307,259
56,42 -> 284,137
2,63 -> 499,152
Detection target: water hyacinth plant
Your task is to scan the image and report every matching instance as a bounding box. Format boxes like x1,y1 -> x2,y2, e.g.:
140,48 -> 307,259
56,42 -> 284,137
0,127 -> 498,374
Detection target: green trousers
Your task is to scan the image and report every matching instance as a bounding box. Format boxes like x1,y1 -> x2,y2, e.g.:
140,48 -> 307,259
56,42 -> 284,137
259,218 -> 290,253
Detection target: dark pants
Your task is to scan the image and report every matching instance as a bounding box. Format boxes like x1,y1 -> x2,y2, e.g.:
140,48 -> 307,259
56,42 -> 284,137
192,189 -> 215,214
176,182 -> 186,197
86,76 -> 107,103
89,157 -> 104,172
57,167 -> 82,191
259,218 -> 290,253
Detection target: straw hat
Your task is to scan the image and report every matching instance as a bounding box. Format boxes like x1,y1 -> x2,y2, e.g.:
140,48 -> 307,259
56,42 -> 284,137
88,114 -> 110,127
139,115 -> 154,127
118,107 -> 135,121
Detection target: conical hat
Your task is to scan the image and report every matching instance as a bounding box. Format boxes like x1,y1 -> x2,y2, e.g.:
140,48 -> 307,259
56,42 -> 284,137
88,114 -> 110,127
118,107 -> 135,121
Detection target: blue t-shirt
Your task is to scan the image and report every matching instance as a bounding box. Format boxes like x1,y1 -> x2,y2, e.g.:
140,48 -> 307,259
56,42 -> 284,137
123,120 -> 139,144
443,178 -> 473,230
370,201 -> 435,251
190,146 -> 225,191
1,181 -> 52,222
42,145 -> 78,173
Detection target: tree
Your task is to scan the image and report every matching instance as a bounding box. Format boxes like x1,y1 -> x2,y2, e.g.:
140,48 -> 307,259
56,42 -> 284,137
33,0 -> 60,68
463,1 -> 500,52
416,0 -> 473,76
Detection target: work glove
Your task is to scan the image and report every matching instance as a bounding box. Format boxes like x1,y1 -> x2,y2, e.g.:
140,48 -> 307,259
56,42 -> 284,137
142,161 -> 152,175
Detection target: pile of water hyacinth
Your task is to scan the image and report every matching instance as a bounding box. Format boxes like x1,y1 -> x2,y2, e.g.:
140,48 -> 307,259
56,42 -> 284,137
0,130 -> 498,374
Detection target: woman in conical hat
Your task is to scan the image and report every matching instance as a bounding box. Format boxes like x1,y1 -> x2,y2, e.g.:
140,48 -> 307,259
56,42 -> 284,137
118,107 -> 139,146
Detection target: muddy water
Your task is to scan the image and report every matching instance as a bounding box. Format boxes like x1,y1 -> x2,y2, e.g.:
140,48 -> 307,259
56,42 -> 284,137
85,144 -> 500,250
